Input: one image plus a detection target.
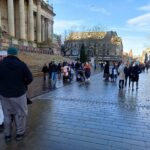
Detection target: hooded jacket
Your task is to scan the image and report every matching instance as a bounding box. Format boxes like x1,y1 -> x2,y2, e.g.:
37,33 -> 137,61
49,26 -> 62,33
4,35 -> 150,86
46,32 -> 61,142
0,55 -> 33,97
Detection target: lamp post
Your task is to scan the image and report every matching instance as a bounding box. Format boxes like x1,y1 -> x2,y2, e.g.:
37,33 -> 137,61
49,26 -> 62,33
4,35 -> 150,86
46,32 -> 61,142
102,44 -> 105,62
95,44 -> 98,65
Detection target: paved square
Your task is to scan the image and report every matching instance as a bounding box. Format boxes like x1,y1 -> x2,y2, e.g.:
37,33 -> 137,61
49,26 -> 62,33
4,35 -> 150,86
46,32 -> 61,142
0,73 -> 150,150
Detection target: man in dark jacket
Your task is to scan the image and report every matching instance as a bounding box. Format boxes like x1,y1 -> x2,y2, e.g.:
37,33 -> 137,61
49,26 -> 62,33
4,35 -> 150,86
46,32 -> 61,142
124,64 -> 131,87
0,47 -> 33,142
104,61 -> 110,81
51,61 -> 58,81
131,62 -> 141,90
42,64 -> 49,81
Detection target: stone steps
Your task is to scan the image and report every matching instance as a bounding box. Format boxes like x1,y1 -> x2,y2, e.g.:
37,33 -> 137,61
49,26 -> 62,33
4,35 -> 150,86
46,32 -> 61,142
18,52 -> 72,67
29,66 -> 43,77
18,52 -> 72,77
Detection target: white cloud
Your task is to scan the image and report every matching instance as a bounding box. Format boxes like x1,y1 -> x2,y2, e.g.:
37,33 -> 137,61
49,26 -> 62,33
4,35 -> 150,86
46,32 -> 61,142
90,6 -> 110,15
54,19 -> 85,34
137,4 -> 150,11
111,26 -> 150,32
127,13 -> 150,26
110,25 -> 150,55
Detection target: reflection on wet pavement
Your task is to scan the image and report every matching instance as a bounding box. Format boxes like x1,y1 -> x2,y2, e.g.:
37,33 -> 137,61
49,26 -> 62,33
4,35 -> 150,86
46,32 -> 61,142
37,72 -> 150,109
27,76 -> 65,98
1,72 -> 150,150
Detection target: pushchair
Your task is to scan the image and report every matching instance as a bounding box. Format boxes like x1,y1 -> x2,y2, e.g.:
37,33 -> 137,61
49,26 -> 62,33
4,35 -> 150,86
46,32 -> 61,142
63,66 -> 71,82
76,69 -> 85,82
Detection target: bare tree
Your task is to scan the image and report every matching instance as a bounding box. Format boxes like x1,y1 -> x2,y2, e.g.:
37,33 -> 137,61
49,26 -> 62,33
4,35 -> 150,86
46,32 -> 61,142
62,25 -> 106,61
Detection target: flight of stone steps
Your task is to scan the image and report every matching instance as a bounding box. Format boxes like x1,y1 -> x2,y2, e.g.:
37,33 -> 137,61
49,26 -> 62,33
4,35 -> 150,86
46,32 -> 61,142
29,66 -> 43,77
18,52 -> 72,77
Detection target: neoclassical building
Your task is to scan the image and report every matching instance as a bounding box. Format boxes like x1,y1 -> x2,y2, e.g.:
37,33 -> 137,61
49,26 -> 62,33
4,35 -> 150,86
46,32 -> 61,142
64,31 -> 123,62
0,0 -> 55,49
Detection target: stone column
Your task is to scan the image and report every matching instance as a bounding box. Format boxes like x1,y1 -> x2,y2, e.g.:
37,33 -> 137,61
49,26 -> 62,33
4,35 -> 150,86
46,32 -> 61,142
51,20 -> 54,40
19,0 -> 25,39
37,0 -> 41,43
29,0 -> 34,41
7,0 -> 15,37
48,20 -> 51,39
45,19 -> 48,42
42,17 -> 45,42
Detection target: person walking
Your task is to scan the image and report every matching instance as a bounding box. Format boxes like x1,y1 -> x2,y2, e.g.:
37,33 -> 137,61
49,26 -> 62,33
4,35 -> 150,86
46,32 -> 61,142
75,60 -> 81,81
131,62 -> 141,90
0,100 -> 4,132
42,64 -> 49,81
48,61 -> 53,80
84,62 -> 91,81
118,61 -> 125,89
111,64 -> 117,82
0,59 -> 4,132
51,61 -> 58,87
0,47 -> 33,142
124,63 -> 131,87
103,61 -> 110,81
57,62 -> 62,79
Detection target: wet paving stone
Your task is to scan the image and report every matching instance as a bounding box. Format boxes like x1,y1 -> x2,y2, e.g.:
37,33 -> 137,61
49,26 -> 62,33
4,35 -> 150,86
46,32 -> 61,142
1,72 -> 150,150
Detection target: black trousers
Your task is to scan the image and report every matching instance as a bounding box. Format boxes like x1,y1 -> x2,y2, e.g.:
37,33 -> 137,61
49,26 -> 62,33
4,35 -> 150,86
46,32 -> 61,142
119,80 -> 124,89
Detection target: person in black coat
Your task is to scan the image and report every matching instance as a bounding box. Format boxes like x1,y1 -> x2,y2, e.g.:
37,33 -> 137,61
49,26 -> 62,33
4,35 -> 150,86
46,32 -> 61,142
48,61 -> 53,80
51,61 -> 58,81
131,62 -> 141,90
103,61 -> 109,81
42,64 -> 49,81
0,47 -> 33,142
124,63 -> 131,87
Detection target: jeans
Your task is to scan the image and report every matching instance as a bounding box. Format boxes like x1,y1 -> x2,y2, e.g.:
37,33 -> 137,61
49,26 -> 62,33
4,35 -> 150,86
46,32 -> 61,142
51,72 -> 57,81
0,101 -> 4,125
119,80 -> 124,89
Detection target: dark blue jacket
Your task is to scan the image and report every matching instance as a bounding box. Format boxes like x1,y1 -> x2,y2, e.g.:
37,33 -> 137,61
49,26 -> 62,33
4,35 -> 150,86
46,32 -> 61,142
0,56 -> 33,97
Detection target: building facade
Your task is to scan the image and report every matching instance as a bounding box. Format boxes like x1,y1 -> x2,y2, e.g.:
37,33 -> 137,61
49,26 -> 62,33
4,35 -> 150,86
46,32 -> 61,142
52,34 -> 61,55
64,31 -> 123,62
0,0 -> 55,50
142,48 -> 150,63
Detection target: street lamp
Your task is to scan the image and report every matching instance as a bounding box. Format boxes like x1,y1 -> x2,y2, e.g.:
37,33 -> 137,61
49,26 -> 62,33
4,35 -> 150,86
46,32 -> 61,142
102,44 -> 105,62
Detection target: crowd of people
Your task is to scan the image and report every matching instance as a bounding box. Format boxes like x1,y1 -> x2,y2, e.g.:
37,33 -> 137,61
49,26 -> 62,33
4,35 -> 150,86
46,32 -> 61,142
0,46 -> 150,144
41,59 -> 149,92
41,60 -> 92,84
103,60 -> 149,90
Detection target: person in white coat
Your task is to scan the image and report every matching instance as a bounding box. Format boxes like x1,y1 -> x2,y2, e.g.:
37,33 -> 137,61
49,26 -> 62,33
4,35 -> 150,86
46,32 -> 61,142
118,62 -> 125,89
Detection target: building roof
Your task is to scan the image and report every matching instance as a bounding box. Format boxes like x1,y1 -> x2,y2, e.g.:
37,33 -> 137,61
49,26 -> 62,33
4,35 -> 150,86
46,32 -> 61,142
41,0 -> 56,16
66,31 -> 122,46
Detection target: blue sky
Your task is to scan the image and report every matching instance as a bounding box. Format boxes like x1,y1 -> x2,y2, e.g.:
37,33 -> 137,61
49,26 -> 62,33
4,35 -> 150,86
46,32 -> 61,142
48,0 -> 150,55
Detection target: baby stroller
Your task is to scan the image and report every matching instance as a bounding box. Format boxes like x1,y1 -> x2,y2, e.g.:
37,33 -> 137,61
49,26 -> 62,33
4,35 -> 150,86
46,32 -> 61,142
63,66 -> 71,82
76,69 -> 85,82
